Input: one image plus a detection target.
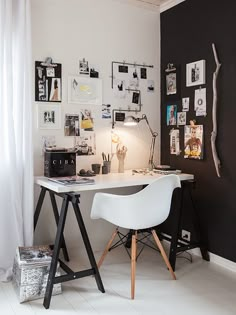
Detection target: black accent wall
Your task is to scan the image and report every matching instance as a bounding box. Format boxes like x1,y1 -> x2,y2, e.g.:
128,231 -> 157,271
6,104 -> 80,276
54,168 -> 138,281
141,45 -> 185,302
161,0 -> 236,262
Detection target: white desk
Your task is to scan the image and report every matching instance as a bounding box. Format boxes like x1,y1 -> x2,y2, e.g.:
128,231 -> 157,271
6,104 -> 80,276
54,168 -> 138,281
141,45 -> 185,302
34,171 -> 204,309
35,171 -> 194,193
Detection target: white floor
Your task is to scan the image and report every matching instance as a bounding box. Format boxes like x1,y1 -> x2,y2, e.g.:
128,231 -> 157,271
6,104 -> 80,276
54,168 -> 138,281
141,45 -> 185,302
1,246 -> 236,315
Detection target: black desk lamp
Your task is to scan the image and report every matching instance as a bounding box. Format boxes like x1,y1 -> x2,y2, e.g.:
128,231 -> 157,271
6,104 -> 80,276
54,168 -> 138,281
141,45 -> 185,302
124,114 -> 158,170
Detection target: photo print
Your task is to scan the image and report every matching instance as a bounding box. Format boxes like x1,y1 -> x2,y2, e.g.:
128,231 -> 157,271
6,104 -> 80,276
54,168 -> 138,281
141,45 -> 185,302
114,79 -> 126,99
147,80 -> 154,92
118,65 -> 128,73
80,109 -> 94,131
177,112 -> 186,126
102,104 -> 111,119
41,135 -> 56,155
35,61 -> 62,102
38,104 -> 61,129
79,58 -> 89,75
75,133 -> 96,156
186,60 -> 206,87
170,129 -> 180,155
132,91 -> 140,104
182,97 -> 190,111
129,68 -> 139,89
184,125 -> 203,159
64,114 -> 80,136
194,88 -> 206,116
166,72 -> 177,95
166,105 -> 177,126
140,67 -> 147,79
90,64 -> 99,78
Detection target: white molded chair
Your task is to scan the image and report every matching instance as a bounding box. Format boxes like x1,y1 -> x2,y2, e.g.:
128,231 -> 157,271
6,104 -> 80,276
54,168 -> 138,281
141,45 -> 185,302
91,174 -> 181,299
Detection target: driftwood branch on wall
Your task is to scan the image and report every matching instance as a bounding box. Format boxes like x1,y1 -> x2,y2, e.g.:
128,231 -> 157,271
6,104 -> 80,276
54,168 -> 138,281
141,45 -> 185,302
211,43 -> 221,177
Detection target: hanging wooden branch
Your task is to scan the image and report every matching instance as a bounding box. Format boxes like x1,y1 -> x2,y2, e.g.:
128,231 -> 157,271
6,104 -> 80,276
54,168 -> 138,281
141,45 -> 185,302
211,43 -> 221,177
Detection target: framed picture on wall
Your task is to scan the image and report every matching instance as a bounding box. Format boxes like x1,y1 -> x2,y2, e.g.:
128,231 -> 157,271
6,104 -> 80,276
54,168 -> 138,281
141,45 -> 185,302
164,63 -> 181,101
186,60 -> 206,87
38,104 -> 61,129
35,61 -> 62,102
68,76 -> 102,105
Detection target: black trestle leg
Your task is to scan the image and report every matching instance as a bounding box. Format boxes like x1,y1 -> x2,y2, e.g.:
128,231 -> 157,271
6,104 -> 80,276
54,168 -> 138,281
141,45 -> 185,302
169,187 -> 182,271
72,195 -> 105,293
34,187 -> 46,229
43,195 -> 69,309
49,191 -> 70,262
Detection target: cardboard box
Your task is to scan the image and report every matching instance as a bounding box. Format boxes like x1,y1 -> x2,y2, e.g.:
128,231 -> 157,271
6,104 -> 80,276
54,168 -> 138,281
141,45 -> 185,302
12,245 -> 61,303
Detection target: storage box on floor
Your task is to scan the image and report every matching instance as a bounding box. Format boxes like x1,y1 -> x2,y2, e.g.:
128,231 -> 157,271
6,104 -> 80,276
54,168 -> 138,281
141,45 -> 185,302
12,245 -> 61,303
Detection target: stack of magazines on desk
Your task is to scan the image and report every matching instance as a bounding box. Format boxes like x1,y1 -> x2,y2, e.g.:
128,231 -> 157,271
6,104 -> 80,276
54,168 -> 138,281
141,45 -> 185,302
48,176 -> 95,186
153,165 -> 181,175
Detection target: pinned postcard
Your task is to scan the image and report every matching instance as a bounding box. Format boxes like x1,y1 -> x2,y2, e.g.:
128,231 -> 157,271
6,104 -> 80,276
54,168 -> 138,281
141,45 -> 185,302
182,97 -> 190,112
170,129 -> 180,155
177,112 -> 186,126
194,88 -> 206,116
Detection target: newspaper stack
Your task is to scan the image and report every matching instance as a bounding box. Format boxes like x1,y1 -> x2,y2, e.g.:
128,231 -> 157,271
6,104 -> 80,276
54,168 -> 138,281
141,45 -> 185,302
12,245 -> 61,303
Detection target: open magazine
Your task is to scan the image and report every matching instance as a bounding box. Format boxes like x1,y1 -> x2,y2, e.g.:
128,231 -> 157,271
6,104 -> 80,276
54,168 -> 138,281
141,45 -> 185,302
48,176 -> 95,186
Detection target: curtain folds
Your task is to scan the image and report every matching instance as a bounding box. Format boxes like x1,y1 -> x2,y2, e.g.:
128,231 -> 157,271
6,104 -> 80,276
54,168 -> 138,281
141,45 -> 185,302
0,0 -> 33,281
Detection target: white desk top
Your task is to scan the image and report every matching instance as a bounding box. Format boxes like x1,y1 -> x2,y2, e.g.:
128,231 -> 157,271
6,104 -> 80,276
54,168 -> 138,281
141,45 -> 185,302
35,171 -> 194,193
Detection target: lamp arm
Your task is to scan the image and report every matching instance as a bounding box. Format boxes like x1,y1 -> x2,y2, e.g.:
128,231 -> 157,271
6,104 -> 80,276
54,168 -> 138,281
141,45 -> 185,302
138,114 -> 158,169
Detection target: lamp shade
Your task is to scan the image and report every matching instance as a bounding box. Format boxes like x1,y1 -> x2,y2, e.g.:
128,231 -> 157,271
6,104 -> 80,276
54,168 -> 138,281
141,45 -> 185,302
123,116 -> 138,126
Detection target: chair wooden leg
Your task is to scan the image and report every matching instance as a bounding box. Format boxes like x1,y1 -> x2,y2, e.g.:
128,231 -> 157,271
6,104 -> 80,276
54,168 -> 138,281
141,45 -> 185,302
131,231 -> 137,299
151,230 -> 176,280
97,228 -> 118,268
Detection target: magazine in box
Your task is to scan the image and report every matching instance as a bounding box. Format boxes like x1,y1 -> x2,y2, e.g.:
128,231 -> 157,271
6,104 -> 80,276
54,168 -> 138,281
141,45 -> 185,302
12,245 -> 61,303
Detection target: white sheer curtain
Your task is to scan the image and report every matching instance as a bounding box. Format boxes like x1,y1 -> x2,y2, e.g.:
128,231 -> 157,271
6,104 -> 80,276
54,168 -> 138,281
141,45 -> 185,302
0,0 -> 33,281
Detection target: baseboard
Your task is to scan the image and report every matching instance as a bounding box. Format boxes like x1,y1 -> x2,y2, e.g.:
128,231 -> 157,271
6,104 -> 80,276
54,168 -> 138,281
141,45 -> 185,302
191,248 -> 236,273
160,0 -> 186,12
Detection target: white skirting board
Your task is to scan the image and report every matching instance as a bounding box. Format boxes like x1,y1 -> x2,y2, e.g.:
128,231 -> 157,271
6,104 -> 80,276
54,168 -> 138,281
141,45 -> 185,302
191,248 -> 236,273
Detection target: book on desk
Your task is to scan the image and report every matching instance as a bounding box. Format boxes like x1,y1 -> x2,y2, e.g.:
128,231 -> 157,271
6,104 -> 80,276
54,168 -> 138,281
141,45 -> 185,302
48,176 -> 95,186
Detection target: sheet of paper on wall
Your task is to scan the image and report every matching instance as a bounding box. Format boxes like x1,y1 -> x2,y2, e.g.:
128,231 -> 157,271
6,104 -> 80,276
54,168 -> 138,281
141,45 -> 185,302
177,112 -> 186,126
194,88 -> 206,116
74,132 -> 96,156
114,79 -> 127,99
170,129 -> 180,155
41,135 -> 56,156
129,67 -> 140,89
182,97 -> 190,111
102,104 -> 111,119
80,109 -> 94,131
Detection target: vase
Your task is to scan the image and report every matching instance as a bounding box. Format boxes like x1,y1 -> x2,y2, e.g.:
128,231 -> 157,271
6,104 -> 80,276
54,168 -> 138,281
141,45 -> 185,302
118,159 -> 124,173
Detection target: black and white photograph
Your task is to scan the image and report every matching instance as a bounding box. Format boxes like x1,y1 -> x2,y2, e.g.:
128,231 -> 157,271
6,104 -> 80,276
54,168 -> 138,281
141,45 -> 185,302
102,104 -> 111,119
140,67 -> 147,79
64,114 -> 80,136
90,64 -> 99,78
132,91 -> 140,104
186,60 -> 206,87
147,80 -> 154,92
194,88 -> 206,116
166,72 -> 177,95
114,79 -> 126,99
129,69 -> 139,89
170,129 -> 180,155
177,111 -> 186,126
35,61 -> 62,102
18,245 -> 52,264
74,133 -> 96,156
79,58 -> 89,75
118,65 -> 128,73
38,104 -> 61,129
182,97 -> 190,111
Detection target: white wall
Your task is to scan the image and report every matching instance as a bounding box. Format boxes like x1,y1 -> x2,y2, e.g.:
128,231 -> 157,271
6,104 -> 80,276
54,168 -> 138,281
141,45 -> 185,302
32,0 -> 160,251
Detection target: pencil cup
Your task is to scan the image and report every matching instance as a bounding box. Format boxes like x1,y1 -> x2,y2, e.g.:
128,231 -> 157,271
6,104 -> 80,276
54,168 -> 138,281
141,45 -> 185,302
102,165 -> 108,174
91,163 -> 101,174
103,161 -> 111,173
